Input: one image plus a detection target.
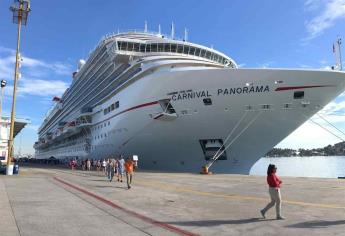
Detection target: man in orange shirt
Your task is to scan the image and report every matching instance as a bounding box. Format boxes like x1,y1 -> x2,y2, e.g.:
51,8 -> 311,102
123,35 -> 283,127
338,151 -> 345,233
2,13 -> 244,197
124,157 -> 134,189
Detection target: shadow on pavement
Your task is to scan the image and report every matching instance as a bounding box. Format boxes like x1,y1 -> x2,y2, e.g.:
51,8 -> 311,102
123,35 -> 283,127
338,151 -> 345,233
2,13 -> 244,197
165,218 -> 275,226
286,220 -> 345,228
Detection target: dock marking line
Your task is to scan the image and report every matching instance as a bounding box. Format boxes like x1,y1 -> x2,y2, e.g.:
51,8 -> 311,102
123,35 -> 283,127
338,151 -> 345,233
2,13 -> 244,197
53,176 -> 200,236
135,179 -> 345,210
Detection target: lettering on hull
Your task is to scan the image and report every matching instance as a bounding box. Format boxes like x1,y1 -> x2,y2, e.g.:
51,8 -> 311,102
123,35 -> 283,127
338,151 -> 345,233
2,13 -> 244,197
170,85 -> 270,101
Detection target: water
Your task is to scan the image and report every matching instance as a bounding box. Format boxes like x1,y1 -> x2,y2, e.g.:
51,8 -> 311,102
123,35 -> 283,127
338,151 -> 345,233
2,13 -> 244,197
250,156 -> 345,178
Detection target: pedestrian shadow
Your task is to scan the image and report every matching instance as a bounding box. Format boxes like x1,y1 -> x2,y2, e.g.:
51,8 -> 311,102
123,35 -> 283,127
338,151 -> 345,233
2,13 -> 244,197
165,218 -> 272,226
94,185 -> 128,190
91,179 -> 109,182
286,220 -> 345,228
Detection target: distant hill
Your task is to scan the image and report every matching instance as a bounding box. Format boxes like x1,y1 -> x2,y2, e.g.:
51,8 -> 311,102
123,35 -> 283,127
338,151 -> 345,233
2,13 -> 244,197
266,141 -> 345,157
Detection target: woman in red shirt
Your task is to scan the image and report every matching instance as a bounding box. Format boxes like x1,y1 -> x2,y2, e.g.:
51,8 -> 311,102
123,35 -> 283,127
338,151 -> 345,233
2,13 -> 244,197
260,164 -> 285,220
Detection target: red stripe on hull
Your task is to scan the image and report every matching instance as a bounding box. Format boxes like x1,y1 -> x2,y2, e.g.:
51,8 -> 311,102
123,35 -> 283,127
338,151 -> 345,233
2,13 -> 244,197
275,85 -> 333,91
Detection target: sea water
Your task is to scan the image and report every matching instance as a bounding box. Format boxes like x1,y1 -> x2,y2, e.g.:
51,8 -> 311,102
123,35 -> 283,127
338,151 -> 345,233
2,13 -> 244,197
250,156 -> 345,178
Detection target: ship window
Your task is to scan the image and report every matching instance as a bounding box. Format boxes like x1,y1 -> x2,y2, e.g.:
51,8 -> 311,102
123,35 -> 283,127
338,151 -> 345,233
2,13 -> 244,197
120,41 -> 127,50
283,103 -> 292,109
200,49 -> 206,58
245,105 -> 253,111
158,43 -> 164,52
164,43 -> 170,52
115,101 -> 119,108
104,110 -> 107,115
177,44 -> 183,53
111,104 -> 115,111
214,54 -> 219,62
133,43 -> 140,52
261,104 -> 271,110
294,91 -> 304,99
140,44 -> 146,52
183,46 -> 190,54
203,98 -> 212,105
146,44 -> 151,52
195,48 -> 201,57
189,47 -> 196,55
151,43 -> 158,52
108,121 -> 110,125
171,44 -> 177,53
206,51 -> 212,59
127,42 -> 134,51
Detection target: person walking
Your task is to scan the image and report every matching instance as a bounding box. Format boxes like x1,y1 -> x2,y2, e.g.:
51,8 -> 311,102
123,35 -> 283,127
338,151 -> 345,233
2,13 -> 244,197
260,164 -> 285,220
96,160 -> 101,172
124,157 -> 134,189
86,159 -> 91,171
118,155 -> 125,182
102,159 -> 107,175
108,159 -> 115,182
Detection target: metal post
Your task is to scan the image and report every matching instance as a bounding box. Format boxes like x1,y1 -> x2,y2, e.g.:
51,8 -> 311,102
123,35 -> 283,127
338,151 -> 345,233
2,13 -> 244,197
7,13 -> 22,171
0,85 -> 5,123
338,37 -> 343,71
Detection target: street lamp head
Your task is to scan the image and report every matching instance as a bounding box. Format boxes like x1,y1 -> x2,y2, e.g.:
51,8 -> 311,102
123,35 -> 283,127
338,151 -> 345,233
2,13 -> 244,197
10,0 -> 31,26
0,80 -> 7,88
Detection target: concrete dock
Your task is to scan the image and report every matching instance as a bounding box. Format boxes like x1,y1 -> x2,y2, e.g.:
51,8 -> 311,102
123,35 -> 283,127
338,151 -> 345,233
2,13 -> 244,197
0,166 -> 344,236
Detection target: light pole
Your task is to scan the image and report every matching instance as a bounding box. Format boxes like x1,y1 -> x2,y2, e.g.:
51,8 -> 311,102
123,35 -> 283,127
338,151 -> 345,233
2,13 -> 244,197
6,0 -> 30,175
0,80 -> 7,123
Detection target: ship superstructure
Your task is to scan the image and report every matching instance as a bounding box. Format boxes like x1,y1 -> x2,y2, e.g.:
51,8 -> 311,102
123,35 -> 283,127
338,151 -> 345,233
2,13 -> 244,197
35,30 -> 345,174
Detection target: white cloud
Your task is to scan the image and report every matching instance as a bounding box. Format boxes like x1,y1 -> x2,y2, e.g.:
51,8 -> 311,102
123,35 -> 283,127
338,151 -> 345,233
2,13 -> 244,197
0,46 -> 71,97
304,0 -> 345,40
0,46 -> 72,81
237,63 -> 246,68
258,61 -> 274,68
26,124 -> 39,132
14,78 -> 69,97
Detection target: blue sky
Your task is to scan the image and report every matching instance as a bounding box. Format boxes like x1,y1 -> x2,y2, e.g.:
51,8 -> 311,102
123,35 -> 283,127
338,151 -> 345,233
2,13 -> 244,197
0,0 -> 345,154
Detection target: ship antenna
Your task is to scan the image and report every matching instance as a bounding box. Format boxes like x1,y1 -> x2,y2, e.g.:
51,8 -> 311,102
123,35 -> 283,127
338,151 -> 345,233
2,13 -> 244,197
158,24 -> 161,35
184,28 -> 188,41
144,20 -> 148,32
337,36 -> 343,71
171,21 -> 175,39
333,36 -> 343,71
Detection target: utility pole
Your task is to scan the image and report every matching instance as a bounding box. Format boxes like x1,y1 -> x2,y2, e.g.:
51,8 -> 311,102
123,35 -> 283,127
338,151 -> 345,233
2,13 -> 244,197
0,80 -> 7,124
7,0 -> 30,175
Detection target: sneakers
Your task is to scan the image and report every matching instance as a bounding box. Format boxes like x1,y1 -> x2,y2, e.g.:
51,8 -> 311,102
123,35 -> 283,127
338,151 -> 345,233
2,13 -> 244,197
276,216 -> 285,220
260,210 -> 266,219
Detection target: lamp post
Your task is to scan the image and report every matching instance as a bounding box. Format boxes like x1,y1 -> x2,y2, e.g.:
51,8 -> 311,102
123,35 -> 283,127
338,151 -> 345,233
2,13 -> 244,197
6,0 -> 30,175
0,80 -> 7,123
0,80 -> 6,164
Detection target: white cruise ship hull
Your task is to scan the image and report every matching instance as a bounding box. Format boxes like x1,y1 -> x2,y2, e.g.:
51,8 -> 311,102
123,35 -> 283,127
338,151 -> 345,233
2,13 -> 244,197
82,68 -> 345,174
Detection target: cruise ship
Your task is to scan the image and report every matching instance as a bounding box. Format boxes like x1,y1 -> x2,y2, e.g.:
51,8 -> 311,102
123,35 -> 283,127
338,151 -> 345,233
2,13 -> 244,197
34,30 -> 345,174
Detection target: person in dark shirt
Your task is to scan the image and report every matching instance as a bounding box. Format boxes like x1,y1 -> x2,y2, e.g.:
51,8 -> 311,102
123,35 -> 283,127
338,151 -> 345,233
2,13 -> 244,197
260,164 -> 285,220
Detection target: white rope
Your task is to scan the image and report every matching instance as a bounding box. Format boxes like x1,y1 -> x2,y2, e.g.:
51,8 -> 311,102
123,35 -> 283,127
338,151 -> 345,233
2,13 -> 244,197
211,111 -> 248,161
316,113 -> 345,137
207,111 -> 263,169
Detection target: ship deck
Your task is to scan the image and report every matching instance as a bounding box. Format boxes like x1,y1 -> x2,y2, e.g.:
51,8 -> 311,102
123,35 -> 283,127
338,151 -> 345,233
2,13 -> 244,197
1,165 -> 344,236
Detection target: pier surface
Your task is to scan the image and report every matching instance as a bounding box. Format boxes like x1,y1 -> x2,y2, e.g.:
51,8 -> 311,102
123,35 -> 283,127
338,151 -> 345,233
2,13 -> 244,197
0,166 -> 344,236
